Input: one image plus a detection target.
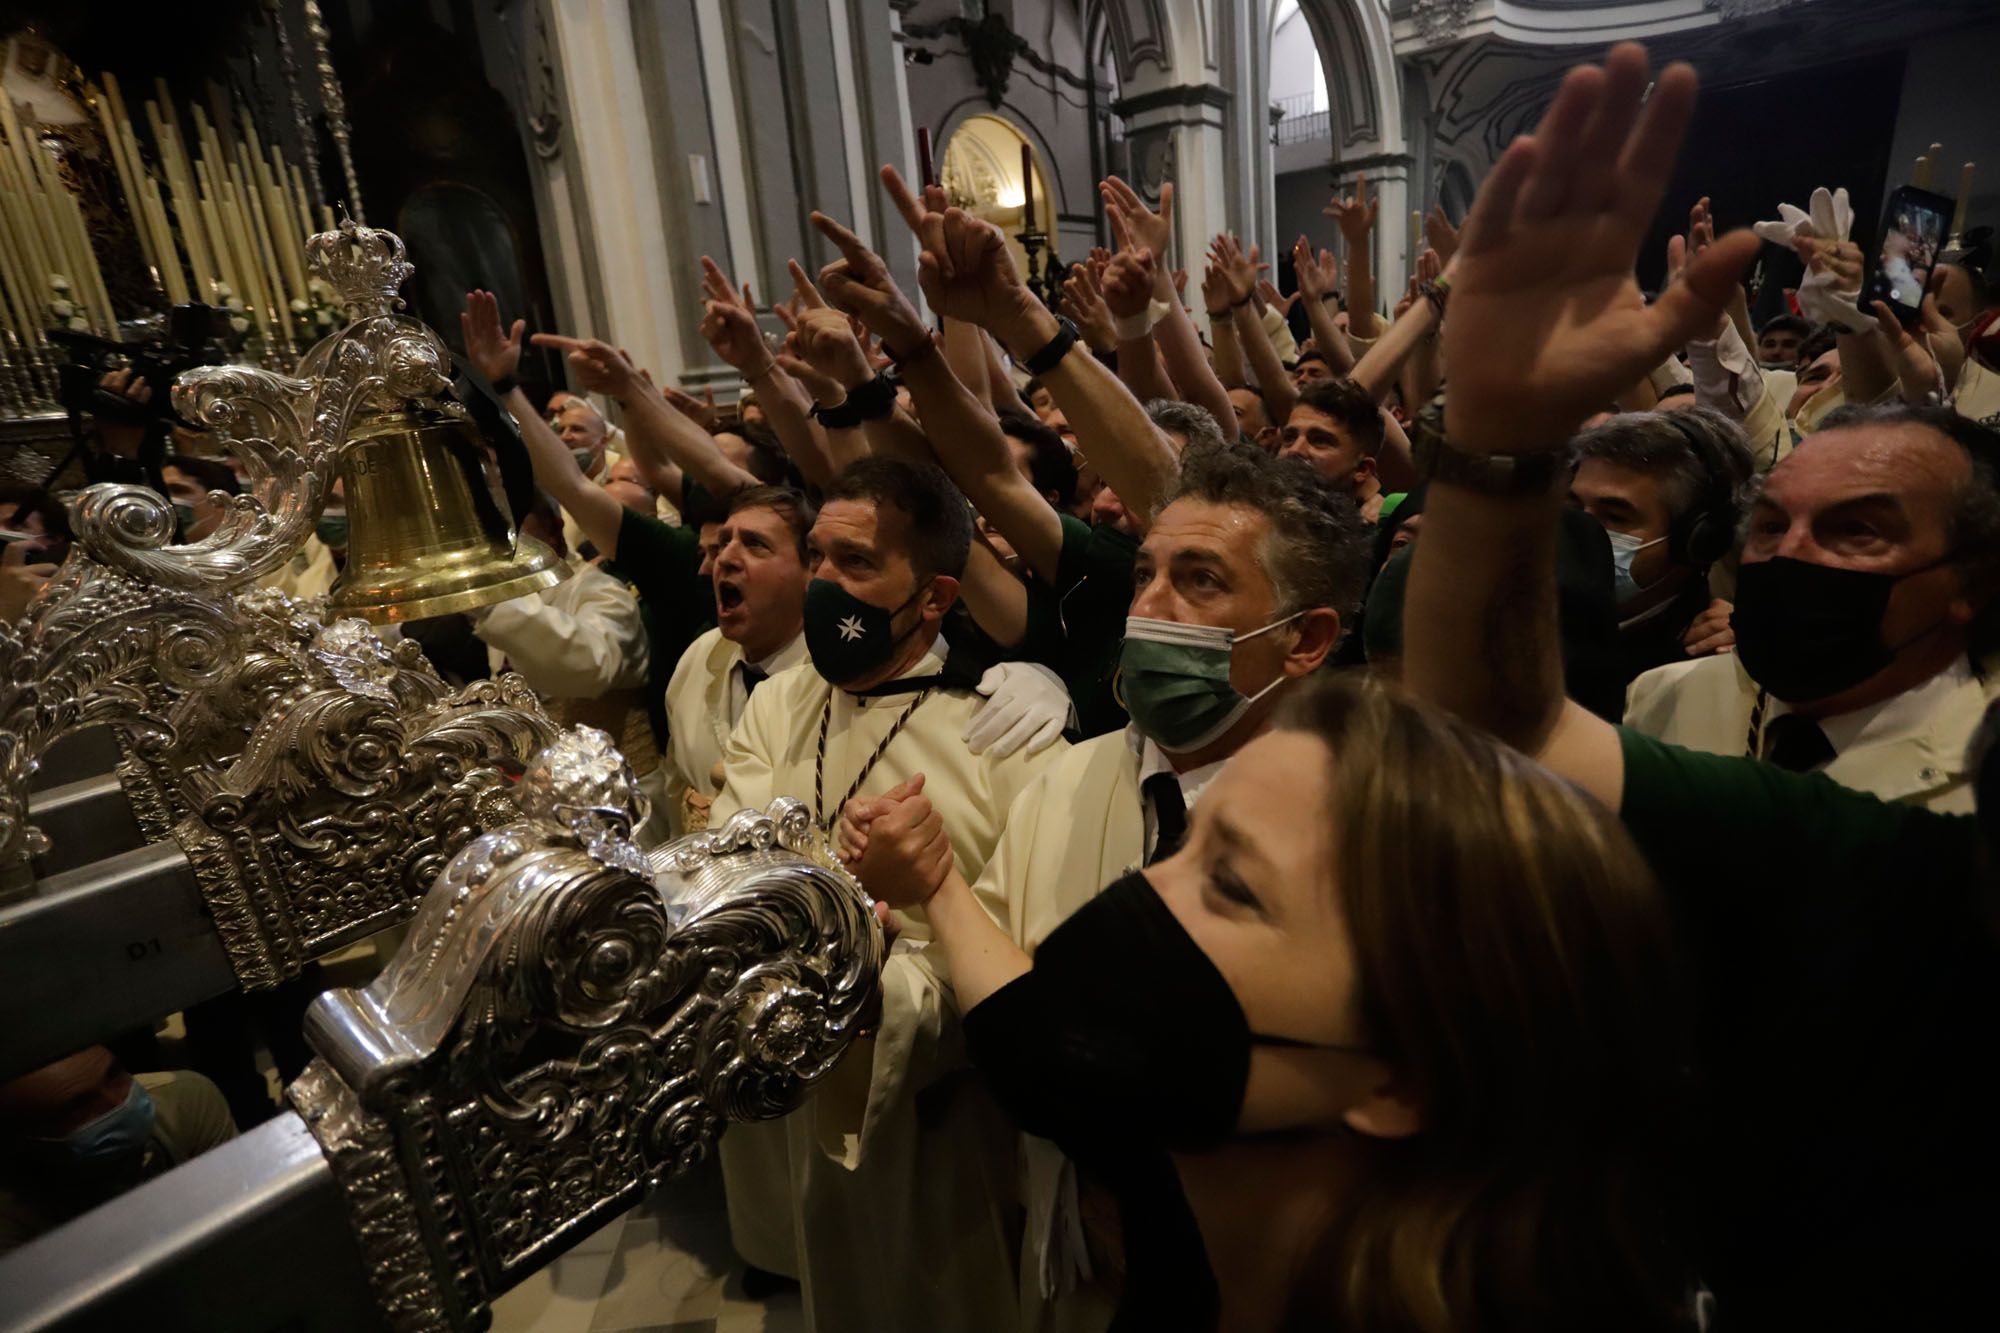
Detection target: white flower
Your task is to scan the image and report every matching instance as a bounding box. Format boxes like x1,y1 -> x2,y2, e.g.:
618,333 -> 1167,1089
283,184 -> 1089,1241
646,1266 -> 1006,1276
226,296 -> 244,311
229,315 -> 249,334
314,309 -> 333,326
308,278 -> 328,297
49,275 -> 69,291
290,298 -> 308,314
49,299 -> 73,317
213,281 -> 233,299
66,315 -> 87,330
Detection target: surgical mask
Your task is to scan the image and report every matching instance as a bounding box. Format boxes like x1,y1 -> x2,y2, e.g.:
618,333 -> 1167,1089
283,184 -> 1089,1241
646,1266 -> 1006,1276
572,448 -> 596,474
1117,612 -> 1301,753
964,871 -> 1365,1153
803,577 -> 927,687
44,1079 -> 155,1171
315,510 -> 348,551
1732,555 -> 1948,704
1605,530 -> 1665,606
172,503 -> 196,533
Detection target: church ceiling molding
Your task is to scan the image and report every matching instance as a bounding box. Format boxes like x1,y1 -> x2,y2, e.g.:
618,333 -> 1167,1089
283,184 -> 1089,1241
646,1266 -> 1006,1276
1291,0 -> 1404,155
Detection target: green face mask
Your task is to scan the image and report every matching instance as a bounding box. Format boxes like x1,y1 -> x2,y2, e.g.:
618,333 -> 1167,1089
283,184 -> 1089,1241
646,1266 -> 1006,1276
315,511 -> 349,551
803,577 -> 926,687
1117,612 -> 1301,753
172,503 -> 196,533
572,448 -> 596,474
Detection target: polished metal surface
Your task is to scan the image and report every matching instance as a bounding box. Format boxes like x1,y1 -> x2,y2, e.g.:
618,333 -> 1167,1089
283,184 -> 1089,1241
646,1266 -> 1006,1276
0,1112 -> 381,1332
0,841 -> 234,1081
289,748 -> 885,1331
26,773 -> 145,875
0,218 -> 552,868
330,408 -> 564,624
172,620 -> 559,990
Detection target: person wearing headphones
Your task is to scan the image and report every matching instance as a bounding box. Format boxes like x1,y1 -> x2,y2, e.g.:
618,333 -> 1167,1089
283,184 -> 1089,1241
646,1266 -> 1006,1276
1566,406 -> 1753,683
1621,401 -> 2000,811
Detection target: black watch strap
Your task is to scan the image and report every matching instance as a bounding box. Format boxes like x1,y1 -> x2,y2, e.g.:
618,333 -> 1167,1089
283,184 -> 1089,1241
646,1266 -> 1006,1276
491,373 -> 518,397
1425,441 -> 1571,496
813,397 -> 863,429
1021,316 -> 1079,377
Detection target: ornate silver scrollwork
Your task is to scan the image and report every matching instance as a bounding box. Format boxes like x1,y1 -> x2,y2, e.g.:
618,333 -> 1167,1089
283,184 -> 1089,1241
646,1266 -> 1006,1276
170,618 -> 559,990
0,218 -> 465,867
291,779 -> 883,1332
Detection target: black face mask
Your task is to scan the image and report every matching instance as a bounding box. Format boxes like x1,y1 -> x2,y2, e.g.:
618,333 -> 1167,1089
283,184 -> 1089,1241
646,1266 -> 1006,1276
1731,555 -> 1949,704
964,871 -> 1358,1156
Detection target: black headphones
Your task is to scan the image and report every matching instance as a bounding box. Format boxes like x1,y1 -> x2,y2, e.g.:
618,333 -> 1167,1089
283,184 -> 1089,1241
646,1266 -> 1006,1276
1657,412 -> 1740,569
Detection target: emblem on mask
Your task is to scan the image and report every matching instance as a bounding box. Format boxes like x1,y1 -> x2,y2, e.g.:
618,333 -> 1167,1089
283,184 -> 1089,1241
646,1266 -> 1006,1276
838,615 -> 865,642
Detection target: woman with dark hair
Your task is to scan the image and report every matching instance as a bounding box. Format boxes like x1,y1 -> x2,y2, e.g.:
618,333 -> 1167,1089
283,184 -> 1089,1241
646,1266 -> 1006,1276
842,674 -> 1694,1331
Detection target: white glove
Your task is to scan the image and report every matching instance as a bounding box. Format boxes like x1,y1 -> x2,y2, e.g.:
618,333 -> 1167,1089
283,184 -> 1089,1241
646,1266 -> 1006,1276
964,661 -> 1072,758
1752,186 -> 1854,249
1754,186 -> 1868,331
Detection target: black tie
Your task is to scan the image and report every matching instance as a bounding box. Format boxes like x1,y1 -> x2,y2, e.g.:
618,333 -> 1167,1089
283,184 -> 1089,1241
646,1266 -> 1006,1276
1144,772 -> 1188,866
740,663 -> 768,698
1762,713 -> 1836,773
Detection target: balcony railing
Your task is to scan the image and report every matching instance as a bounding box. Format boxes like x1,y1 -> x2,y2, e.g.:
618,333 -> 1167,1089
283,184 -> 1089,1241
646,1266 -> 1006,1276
1272,91 -> 1331,145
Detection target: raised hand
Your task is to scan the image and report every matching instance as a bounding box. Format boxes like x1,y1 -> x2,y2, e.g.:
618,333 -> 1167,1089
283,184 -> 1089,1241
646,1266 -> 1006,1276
1062,261 -> 1119,355
809,210 -> 932,358
460,289 -> 524,386
914,208 -> 1047,347
698,297 -> 777,377
700,255 -> 756,311
1100,174 -> 1173,259
1207,232 -> 1265,307
1324,172 -> 1378,252
1292,236 -> 1339,303
1424,205 -> 1461,266
1101,246 -> 1157,321
1872,299 -> 1944,402
1200,258 -> 1232,317
1257,279 -> 1299,318
788,277 -> 876,396
882,164 -> 953,279
1794,235 -> 1869,331
1442,43 -> 1759,453
528,331 -> 644,402
661,382 -> 719,430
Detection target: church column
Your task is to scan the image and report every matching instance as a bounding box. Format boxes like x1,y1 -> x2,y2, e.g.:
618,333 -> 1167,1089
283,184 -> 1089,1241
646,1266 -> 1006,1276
541,0 -> 689,384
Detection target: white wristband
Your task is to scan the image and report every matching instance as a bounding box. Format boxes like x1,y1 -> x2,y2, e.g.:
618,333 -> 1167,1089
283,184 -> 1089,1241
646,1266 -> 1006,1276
1112,298 -> 1174,343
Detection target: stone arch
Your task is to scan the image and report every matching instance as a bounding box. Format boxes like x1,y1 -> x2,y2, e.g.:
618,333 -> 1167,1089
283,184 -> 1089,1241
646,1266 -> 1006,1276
1288,0 -> 1405,158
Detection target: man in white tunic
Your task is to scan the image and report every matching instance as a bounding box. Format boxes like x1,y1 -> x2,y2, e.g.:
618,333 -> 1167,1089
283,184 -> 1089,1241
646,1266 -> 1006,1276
913,446 -> 1362,1330
659,486 -> 812,839
710,456 -> 1068,1332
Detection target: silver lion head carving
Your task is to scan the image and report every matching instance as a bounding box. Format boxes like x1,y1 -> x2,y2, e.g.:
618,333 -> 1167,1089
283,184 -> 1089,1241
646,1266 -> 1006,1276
291,779 -> 883,1329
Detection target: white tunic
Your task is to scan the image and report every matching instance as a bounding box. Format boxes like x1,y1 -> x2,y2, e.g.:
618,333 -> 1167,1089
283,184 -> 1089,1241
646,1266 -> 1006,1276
710,641 -> 1069,1332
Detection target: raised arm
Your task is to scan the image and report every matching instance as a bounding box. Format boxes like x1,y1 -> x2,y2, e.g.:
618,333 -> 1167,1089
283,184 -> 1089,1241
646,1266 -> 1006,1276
1214,232 -> 1299,424
1100,243 -> 1179,407
1291,237 -> 1355,378
930,211 -> 1179,526
1326,174 -> 1382,341
698,256 -> 838,489
461,289 -> 622,557
1347,250 -> 1446,403
1101,176 -> 1238,438
812,209 -> 1066,581
532,329 -> 758,504
1404,43 -> 1757,810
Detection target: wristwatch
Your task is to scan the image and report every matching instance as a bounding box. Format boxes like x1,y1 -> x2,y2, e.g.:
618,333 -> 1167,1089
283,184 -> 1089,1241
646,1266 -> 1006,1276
1423,439 -> 1572,496
1021,315 -> 1080,377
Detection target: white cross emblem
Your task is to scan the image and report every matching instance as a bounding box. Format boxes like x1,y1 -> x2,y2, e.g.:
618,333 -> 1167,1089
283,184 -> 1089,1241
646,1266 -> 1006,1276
837,614 -> 866,642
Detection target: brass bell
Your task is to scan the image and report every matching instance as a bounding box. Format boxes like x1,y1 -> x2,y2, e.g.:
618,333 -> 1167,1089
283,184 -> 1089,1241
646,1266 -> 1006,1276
329,407 -> 566,623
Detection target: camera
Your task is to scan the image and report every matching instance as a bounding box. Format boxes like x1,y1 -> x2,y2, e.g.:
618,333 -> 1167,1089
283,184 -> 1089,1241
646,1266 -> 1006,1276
47,303 -> 234,429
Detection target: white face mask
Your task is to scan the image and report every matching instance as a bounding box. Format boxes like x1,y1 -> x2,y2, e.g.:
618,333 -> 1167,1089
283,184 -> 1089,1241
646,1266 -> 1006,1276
1605,529 -> 1666,606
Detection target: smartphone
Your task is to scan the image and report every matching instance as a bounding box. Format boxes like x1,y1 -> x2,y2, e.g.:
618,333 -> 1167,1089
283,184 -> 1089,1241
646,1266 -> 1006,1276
1864,184 -> 1954,327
